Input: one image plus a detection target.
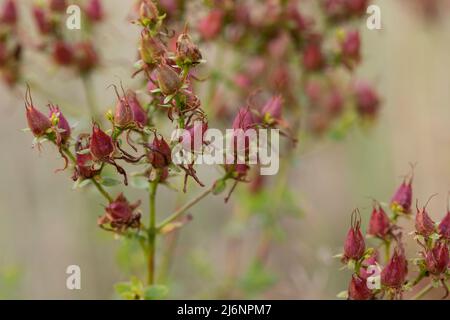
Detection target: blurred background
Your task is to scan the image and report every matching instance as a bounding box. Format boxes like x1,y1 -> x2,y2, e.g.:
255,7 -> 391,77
1,0 -> 450,299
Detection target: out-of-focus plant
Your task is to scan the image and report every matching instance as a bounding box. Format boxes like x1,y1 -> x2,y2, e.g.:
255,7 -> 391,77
0,0 -> 21,86
23,0 -> 291,299
338,166 -> 450,300
136,0 -> 381,297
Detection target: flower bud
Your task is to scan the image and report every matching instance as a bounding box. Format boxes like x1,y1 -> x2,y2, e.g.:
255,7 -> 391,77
197,9 -> 223,40
415,203 -> 435,237
52,41 -> 73,66
1,0 -> 17,25
302,43 -> 324,71
26,104 -> 52,137
341,30 -> 360,69
126,90 -> 148,127
438,212 -> 450,239
147,135 -> 171,168
49,0 -> 66,12
425,242 -> 449,275
74,41 -> 98,73
261,95 -> 283,123
114,98 -> 133,128
32,5 -> 52,34
353,81 -> 380,118
368,203 -> 390,238
139,0 -> 159,23
90,123 -> 114,161
85,0 -> 103,22
48,104 -> 71,143
232,107 -> 257,131
348,274 -> 372,300
381,247 -> 408,288
343,210 -> 365,261
100,193 -> 141,231
156,64 -> 181,95
180,121 -> 208,152
345,0 -> 368,17
176,29 -> 202,65
390,179 -> 413,214
139,29 -> 166,65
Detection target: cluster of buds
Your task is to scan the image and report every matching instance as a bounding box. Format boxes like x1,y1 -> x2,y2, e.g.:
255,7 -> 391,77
187,0 -> 380,139
32,0 -> 103,74
340,166 -> 450,300
0,0 -> 21,86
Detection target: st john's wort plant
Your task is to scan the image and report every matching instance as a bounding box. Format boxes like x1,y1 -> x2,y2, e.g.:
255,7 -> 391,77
23,0 -> 289,299
338,166 -> 450,300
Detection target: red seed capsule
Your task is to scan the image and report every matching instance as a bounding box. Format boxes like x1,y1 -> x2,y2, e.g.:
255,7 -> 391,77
368,203 -> 390,238
52,41 -> 73,66
1,0 -> 17,25
390,170 -> 413,214
126,90 -> 148,127
85,0 -> 103,22
89,123 -> 114,161
26,105 -> 52,137
48,104 -> 71,143
114,98 -> 133,128
415,200 -> 436,237
348,274 -> 372,300
425,242 -> 449,275
156,64 -> 181,95
381,247 -> 408,288
176,27 -> 202,64
99,193 -> 141,231
302,43 -> 324,71
197,9 -> 223,40
74,41 -> 98,73
261,95 -> 283,123
438,211 -> 450,239
147,135 -> 172,168
25,88 -> 52,137
49,0 -> 66,12
343,210 -> 365,261
32,5 -> 52,34
354,81 -> 380,118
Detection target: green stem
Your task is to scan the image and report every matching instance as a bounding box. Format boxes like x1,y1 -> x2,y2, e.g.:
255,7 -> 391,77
157,184 -> 215,230
412,283 -> 433,300
62,146 -> 113,202
81,73 -> 99,121
384,239 -> 391,263
91,178 -> 113,203
147,177 -> 159,285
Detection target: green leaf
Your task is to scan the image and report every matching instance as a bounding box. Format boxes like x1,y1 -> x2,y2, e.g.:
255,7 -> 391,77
72,178 -> 92,190
336,290 -> 349,299
239,261 -> 276,296
144,285 -> 169,300
130,176 -> 149,190
100,177 -> 121,187
212,179 -> 226,195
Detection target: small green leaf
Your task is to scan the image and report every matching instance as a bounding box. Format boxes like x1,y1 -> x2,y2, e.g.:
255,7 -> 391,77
100,177 -> 121,187
72,178 -> 92,189
144,285 -> 168,300
212,179 -> 226,195
130,176 -> 149,189
336,290 -> 348,299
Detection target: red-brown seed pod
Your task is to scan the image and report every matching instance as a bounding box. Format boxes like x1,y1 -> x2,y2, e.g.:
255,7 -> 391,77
176,27 -> 202,65
85,0 -> 103,22
415,197 -> 436,237
343,209 -> 365,261
74,41 -> 98,73
368,202 -> 390,239
89,123 -> 114,161
381,247 -> 408,288
52,41 -> 73,66
24,87 -> 52,137
49,0 -> 66,12
348,274 -> 373,300
156,64 -> 181,95
146,135 -> 172,168
114,98 -> 133,128
48,104 -> 71,144
438,211 -> 450,239
126,90 -> 148,127
1,0 -> 17,25
425,241 -> 449,275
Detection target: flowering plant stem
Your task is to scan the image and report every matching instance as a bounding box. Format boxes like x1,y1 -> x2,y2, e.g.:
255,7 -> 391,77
147,177 -> 158,285
81,73 -> 99,121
